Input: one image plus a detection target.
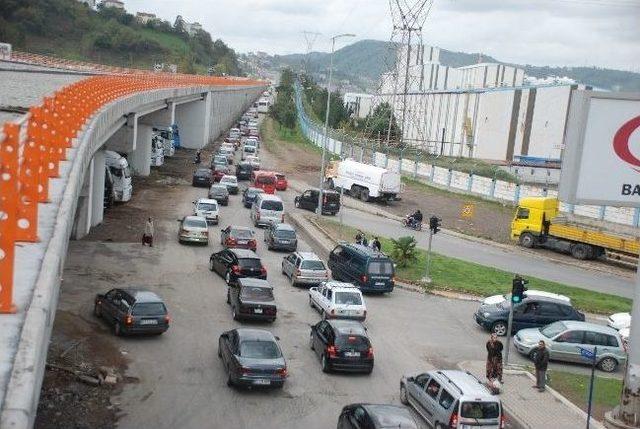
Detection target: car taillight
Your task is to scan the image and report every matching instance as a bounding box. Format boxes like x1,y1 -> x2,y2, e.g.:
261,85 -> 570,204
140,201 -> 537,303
363,310 -> 367,318
202,230 -> 208,236
276,367 -> 288,377
256,212 -> 260,220
164,315 -> 171,324
326,345 -> 338,358
296,269 -> 301,276
125,315 -> 134,325
227,237 -> 236,244
330,309 -> 335,316
260,266 -> 267,276
500,414 -> 506,429
232,265 -> 241,274
449,411 -> 458,428
249,239 -> 256,247
360,274 -> 367,283
366,347 -> 374,358
241,366 -> 251,375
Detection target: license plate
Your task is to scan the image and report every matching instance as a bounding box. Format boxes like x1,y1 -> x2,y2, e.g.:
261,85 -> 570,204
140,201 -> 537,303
344,351 -> 360,357
254,308 -> 263,314
140,319 -> 158,325
375,282 -> 385,286
238,240 -> 248,244
279,240 -> 290,244
253,379 -> 270,385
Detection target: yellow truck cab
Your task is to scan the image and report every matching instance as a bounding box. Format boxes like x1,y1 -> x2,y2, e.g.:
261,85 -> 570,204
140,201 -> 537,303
511,197 -> 640,260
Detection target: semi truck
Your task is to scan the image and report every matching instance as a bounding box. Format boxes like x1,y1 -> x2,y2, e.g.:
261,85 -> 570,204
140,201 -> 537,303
511,197 -> 640,260
325,159 -> 402,202
152,126 -> 177,157
105,150 -> 133,202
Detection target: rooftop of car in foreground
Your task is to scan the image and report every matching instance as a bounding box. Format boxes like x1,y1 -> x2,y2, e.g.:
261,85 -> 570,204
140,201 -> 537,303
360,404 -> 417,427
323,281 -> 359,290
238,278 -> 272,289
120,289 -> 164,303
229,248 -> 261,258
297,252 -> 322,260
274,223 -> 295,231
236,328 -> 277,342
432,370 -> 492,396
340,243 -> 387,258
557,320 -> 622,334
328,319 -> 367,335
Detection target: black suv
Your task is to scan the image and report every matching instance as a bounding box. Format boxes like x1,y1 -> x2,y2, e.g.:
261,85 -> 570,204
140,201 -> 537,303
94,288 -> 170,336
474,296 -> 585,336
192,168 -> 213,187
209,248 -> 267,285
309,319 -> 374,374
236,161 -> 253,180
328,244 -> 395,293
294,189 -> 340,215
227,278 -> 276,322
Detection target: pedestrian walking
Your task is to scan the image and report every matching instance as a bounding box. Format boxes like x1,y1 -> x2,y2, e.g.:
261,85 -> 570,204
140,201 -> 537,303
142,217 -> 154,247
486,333 -> 503,393
532,340 -> 550,391
361,234 -> 368,247
371,237 -> 381,252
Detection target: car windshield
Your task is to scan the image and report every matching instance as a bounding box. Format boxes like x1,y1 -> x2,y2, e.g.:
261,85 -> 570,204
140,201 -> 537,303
275,229 -> 296,238
241,286 -> 274,301
183,218 -> 207,228
231,229 -> 254,239
132,302 -> 166,316
215,156 -> 226,162
214,165 -> 227,172
196,169 -> 210,176
301,260 -> 325,270
248,189 -> 263,196
257,176 -> 275,185
460,401 -> 500,419
261,200 -> 283,211
239,258 -> 262,269
335,334 -> 370,351
368,261 -> 394,275
239,340 -> 281,359
244,146 -> 256,153
212,186 -> 228,194
540,321 -> 567,338
198,203 -> 217,211
221,177 -> 237,184
335,291 -> 362,305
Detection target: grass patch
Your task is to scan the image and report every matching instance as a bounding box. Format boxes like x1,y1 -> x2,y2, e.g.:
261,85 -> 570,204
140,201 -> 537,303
313,217 -> 631,315
425,155 -> 519,183
261,117 -> 339,160
547,370 -> 621,420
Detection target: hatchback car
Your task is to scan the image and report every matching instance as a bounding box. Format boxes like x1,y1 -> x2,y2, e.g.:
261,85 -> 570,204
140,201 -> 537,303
309,319 -> 373,374
514,320 -> 626,372
245,155 -> 261,170
242,187 -> 265,208
227,278 -> 277,322
208,184 -> 230,206
218,328 -> 287,388
309,282 -> 367,321
337,404 -> 419,429
94,288 -> 170,336
474,296 -> 585,336
178,215 -> 209,244
193,198 -> 219,225
264,223 -> 297,252
281,252 -> 329,287
211,154 -> 228,169
275,173 -> 288,191
236,161 -> 253,180
209,248 -> 267,285
219,175 -> 239,194
192,167 -> 213,187
221,225 -> 257,251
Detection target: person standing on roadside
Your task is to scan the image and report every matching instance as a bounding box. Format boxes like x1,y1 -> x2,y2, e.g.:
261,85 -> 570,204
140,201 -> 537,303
142,217 -> 154,247
371,237 -> 381,252
533,340 -> 549,391
486,333 -> 503,392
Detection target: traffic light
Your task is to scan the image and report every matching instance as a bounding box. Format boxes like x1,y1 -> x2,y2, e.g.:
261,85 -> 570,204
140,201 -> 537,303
429,216 -> 441,234
511,275 -> 529,303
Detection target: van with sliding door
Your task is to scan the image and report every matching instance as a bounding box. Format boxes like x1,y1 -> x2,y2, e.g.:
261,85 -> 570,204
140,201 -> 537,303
328,244 -> 395,294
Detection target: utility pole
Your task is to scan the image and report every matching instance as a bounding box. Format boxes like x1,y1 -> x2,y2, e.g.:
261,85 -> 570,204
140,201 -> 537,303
318,33 -> 355,217
301,31 -> 321,76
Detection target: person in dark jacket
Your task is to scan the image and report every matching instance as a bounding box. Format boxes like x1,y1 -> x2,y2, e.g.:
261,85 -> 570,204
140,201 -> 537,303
486,333 -> 504,385
371,237 -> 381,252
533,340 -> 550,391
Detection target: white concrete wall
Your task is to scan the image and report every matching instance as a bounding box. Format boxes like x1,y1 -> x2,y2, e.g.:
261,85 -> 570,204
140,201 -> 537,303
175,96 -> 207,149
473,90 -> 514,159
130,124 -> 153,176
527,85 -> 572,159
90,150 -> 105,227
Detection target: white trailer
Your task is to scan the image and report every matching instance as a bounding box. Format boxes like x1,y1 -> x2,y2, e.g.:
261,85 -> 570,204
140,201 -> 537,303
104,150 -> 133,202
326,159 -> 402,202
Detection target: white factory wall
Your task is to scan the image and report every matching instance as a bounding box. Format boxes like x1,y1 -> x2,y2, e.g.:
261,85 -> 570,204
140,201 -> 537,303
527,85 -> 573,159
473,90 -> 515,160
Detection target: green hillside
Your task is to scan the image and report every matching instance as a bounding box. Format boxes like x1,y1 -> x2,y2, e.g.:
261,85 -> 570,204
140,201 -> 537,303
0,0 -> 241,75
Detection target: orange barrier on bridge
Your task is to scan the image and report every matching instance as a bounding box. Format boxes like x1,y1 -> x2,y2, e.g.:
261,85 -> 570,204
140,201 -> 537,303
0,71 -> 264,313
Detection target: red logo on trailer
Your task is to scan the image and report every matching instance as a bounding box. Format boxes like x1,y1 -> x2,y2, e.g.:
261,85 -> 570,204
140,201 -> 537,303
613,115 -> 640,170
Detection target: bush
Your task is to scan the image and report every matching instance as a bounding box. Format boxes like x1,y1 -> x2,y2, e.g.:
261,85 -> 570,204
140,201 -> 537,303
390,236 -> 418,268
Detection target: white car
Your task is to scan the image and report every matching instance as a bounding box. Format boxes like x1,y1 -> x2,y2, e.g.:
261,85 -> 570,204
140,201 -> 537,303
193,198 -> 220,225
178,215 -> 209,244
482,290 -> 571,306
245,155 -> 260,170
608,312 -> 631,331
309,281 -> 366,321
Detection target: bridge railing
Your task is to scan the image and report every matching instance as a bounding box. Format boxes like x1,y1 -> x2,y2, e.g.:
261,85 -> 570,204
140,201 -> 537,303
0,72 -> 264,314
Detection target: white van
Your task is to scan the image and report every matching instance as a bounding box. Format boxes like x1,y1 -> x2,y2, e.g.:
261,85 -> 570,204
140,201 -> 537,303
251,194 -> 285,227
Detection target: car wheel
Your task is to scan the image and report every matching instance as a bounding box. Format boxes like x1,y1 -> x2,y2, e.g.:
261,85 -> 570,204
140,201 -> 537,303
217,347 -> 222,358
291,276 -> 296,287
295,199 -> 300,208
209,258 -> 215,272
491,321 -> 508,336
598,357 -> 618,372
309,334 -> 315,350
400,384 -> 408,405
518,232 -> 536,248
94,303 -> 102,318
114,322 -> 122,336
225,271 -> 232,285
226,374 -> 234,387
360,189 -> 369,202
321,310 -> 327,320
226,290 -> 230,304
309,296 -> 314,308
232,306 -> 239,321
321,354 -> 331,373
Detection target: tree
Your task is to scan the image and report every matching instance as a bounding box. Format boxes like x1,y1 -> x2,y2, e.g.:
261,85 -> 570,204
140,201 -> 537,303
390,236 -> 418,268
354,102 -> 402,144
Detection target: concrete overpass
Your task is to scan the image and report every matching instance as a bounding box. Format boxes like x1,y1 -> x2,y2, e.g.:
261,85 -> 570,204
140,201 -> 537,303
0,56 -> 266,428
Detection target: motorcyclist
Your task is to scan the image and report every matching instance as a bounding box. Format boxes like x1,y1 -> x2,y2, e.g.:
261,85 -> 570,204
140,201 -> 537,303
410,209 -> 423,228
194,150 -> 202,164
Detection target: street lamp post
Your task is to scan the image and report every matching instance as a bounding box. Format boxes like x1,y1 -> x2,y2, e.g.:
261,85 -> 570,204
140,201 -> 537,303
318,33 -> 355,216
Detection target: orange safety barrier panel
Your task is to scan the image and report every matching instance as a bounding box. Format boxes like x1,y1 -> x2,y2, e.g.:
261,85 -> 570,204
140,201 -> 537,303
0,124 -> 19,313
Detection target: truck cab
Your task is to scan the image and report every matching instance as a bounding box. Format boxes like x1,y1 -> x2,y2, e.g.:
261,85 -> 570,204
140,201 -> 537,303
510,197 -> 558,246
150,135 -> 165,167
105,150 -> 133,202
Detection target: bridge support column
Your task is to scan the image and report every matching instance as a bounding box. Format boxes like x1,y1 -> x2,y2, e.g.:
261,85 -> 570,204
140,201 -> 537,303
129,124 -> 152,176
175,94 -> 209,149
90,150 -> 106,227
72,158 -> 94,240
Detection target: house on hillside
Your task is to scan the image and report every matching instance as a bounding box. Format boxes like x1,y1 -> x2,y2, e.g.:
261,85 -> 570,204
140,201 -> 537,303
78,0 -> 96,7
136,12 -> 158,25
174,15 -> 203,36
101,0 -> 124,9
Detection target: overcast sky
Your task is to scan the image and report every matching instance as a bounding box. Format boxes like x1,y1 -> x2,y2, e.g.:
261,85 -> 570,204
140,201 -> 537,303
123,0 -> 640,71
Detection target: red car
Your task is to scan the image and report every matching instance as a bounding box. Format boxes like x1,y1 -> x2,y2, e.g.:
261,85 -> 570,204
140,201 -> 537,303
212,164 -> 228,182
275,173 -> 288,191
220,226 -> 257,251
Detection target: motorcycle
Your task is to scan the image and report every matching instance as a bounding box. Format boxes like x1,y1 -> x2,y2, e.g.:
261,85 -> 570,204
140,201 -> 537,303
402,215 -> 422,231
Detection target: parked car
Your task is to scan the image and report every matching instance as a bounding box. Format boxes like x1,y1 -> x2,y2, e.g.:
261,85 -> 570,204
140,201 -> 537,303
242,187 -> 265,208
227,278 -> 276,322
252,170 -> 276,194
208,184 -> 230,206
246,155 -> 261,170
251,194 -> 285,227
514,321 -> 626,372
281,252 -> 329,287
264,222 -> 297,252
193,198 -> 219,225
482,290 -> 571,306
209,248 -> 267,285
275,173 -> 288,191
400,370 -> 504,429
309,281 -> 367,321
236,161 -> 253,180
212,164 -> 229,182
309,319 -> 374,374
211,154 -> 228,169
94,288 -> 170,336
474,296 -> 586,336
221,225 -> 257,251
219,175 -> 239,195
192,167 -> 213,187
328,244 -> 395,293
218,328 -> 287,388
295,189 -> 340,215
178,215 -> 209,245
337,404 -> 419,429
608,312 -> 631,331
